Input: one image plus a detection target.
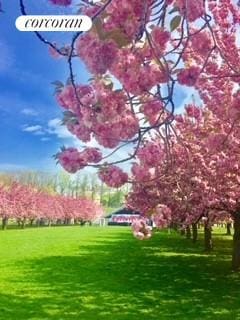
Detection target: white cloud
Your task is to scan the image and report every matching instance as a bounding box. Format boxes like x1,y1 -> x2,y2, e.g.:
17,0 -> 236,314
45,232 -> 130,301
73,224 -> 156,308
22,125 -> 42,133
21,108 -> 39,116
47,118 -> 74,139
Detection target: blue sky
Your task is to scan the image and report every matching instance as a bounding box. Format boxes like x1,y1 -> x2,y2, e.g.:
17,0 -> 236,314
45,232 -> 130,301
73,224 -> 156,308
0,1 -> 90,172
0,1 -> 190,173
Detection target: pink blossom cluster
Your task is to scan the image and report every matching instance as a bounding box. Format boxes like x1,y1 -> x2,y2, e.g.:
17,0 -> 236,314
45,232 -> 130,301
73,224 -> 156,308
82,147 -> 102,163
151,27 -> 170,54
58,82 -> 139,148
137,142 -> 164,167
57,147 -> 102,174
131,163 -> 152,183
67,121 -> 92,143
190,32 -> 213,59
132,219 -> 152,240
103,0 -> 153,39
141,99 -> 163,125
94,113 -> 139,148
57,148 -> 86,173
98,165 -> 128,188
57,85 -> 93,115
185,105 -> 202,120
231,91 -> 240,119
77,34 -> 118,75
177,66 -> 200,87
110,48 -> 168,95
153,205 -> 172,229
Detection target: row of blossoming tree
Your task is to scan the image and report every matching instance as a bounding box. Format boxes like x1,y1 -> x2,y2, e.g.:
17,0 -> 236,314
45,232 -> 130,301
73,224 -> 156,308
0,181 -> 103,229
19,0 -> 240,270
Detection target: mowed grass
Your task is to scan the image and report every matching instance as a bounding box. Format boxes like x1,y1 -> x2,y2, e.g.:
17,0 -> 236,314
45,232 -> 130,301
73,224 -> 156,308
0,226 -> 239,320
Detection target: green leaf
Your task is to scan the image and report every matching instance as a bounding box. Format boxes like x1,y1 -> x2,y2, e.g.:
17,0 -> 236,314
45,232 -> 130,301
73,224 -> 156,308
51,80 -> 64,88
170,15 -> 181,32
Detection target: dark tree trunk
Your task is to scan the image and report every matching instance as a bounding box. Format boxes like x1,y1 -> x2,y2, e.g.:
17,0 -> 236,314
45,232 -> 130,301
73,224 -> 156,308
64,218 -> 71,225
21,218 -> 26,229
80,220 -> 85,226
192,223 -> 198,243
2,217 -> 8,230
180,229 -> 186,236
204,224 -> 213,251
30,219 -> 34,226
186,226 -> 191,239
232,214 -> 240,271
226,223 -> 232,236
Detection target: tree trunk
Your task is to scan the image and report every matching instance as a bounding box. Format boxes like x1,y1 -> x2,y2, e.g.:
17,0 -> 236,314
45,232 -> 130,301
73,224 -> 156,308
80,220 -> 85,226
192,223 -> 198,243
186,226 -> 191,239
21,218 -> 26,229
232,214 -> 240,271
226,223 -> 231,236
204,224 -> 213,251
180,229 -> 186,236
2,217 -> 8,230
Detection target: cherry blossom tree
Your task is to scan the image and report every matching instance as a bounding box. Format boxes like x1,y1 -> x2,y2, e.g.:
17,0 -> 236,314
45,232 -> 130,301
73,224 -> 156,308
127,102 -> 240,267
0,181 -> 104,229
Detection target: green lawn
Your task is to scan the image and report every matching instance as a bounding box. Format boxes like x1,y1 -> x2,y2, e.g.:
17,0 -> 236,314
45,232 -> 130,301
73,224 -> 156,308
0,226 -> 239,320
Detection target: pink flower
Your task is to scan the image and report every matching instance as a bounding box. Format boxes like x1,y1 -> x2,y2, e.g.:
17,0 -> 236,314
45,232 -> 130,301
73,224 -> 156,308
82,148 -> 102,163
141,99 -> 163,125
151,27 -> 170,53
132,219 -> 152,240
57,147 -> 102,172
57,148 -> 86,173
191,32 -> 212,57
185,105 -> 201,119
153,205 -> 172,229
177,66 -> 200,86
77,34 -> 118,75
137,142 -> 164,167
67,122 -> 92,143
98,165 -> 128,188
131,163 -> 152,182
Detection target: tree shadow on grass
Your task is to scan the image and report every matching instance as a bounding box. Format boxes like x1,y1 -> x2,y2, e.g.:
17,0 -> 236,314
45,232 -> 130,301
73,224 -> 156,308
1,231 -> 240,320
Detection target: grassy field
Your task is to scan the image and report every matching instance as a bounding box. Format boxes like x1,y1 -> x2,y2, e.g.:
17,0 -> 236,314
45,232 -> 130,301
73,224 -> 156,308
0,226 -> 239,320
